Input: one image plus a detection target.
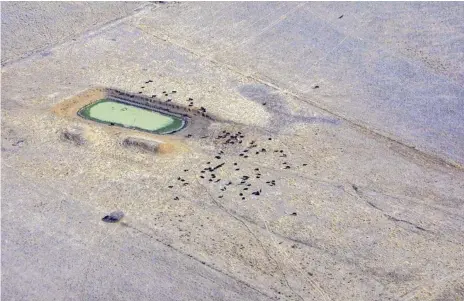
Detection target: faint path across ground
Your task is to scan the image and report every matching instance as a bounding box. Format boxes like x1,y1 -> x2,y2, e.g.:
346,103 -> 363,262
1,1 -> 148,65
2,3 -> 464,301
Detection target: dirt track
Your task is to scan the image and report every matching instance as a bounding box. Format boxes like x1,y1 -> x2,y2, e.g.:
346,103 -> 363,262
2,2 -> 464,301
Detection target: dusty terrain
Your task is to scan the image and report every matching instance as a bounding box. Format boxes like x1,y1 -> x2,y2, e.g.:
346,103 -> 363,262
2,2 -> 464,301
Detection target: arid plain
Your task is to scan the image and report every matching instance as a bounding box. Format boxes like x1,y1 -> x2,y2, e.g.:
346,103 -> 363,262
2,2 -> 464,300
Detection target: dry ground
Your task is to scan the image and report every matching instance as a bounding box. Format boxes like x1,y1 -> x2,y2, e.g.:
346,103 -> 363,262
2,2 -> 464,301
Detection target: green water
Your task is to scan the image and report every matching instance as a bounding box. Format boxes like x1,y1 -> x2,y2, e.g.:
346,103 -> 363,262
79,99 -> 184,134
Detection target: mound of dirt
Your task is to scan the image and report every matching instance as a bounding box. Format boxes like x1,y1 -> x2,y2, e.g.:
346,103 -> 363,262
122,136 -> 161,153
60,127 -> 86,146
